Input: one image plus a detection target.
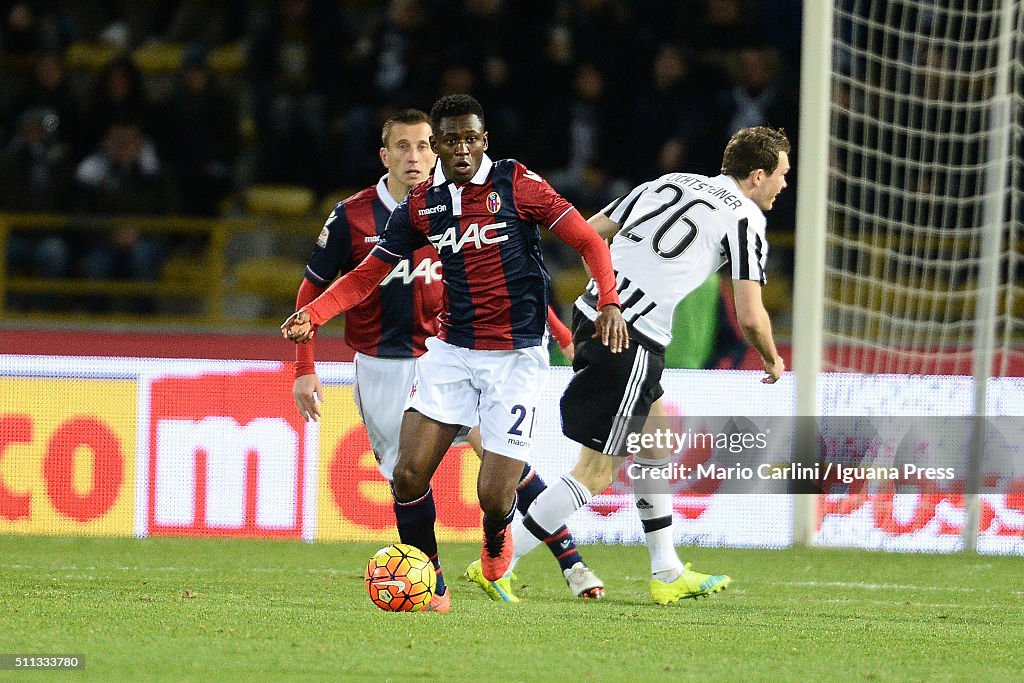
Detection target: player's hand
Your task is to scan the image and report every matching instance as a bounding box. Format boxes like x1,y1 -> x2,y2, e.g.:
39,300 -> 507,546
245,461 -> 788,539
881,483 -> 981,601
293,374 -> 323,422
593,304 -> 628,353
762,355 -> 784,384
560,342 -> 575,363
282,309 -> 315,343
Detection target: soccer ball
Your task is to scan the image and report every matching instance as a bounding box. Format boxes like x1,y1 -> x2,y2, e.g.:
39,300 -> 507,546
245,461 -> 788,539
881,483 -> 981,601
365,543 -> 436,612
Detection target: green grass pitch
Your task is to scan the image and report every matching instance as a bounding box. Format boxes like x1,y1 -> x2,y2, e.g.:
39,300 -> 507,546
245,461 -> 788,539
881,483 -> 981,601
1,536 -> 1021,682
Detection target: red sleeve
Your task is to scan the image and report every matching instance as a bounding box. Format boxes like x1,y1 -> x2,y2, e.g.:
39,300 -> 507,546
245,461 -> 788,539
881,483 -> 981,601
510,162 -> 575,227
549,209 -> 621,310
294,278 -> 326,378
546,306 -> 572,348
302,252 -> 395,326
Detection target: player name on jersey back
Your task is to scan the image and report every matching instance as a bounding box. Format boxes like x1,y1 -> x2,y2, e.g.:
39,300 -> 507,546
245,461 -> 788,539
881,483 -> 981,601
668,173 -> 743,211
576,172 -> 768,349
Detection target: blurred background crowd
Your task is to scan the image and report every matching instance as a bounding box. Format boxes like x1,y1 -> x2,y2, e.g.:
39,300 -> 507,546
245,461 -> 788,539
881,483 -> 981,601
0,0 -> 801,362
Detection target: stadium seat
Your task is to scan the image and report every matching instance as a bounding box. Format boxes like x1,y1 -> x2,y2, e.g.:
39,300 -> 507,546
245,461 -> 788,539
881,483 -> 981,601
232,255 -> 306,301
64,41 -> 119,71
132,43 -> 186,73
761,277 -> 792,316
244,185 -> 316,218
319,189 -> 359,217
209,43 -> 246,73
551,267 -> 592,308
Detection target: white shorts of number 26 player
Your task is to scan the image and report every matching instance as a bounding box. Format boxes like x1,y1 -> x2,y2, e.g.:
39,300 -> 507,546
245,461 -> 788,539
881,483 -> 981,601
408,336 -> 549,462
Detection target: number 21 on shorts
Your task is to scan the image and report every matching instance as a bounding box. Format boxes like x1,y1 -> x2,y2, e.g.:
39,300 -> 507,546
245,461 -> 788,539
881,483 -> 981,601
508,404 -> 536,438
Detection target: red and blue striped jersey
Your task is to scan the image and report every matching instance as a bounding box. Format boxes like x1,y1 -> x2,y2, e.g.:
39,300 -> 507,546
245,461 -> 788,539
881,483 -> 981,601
371,155 -> 576,350
304,176 -> 443,357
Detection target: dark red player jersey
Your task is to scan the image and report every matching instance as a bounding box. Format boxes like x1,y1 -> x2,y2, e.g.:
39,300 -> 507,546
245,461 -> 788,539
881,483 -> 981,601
372,156 -> 575,350
304,176 -> 443,357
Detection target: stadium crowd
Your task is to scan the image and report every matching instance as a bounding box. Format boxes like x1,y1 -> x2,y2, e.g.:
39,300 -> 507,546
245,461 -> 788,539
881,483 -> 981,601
0,0 -> 800,314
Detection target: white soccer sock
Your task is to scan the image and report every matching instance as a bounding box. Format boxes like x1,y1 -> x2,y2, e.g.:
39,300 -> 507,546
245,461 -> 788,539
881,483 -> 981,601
632,458 -> 683,579
507,474 -> 592,575
508,515 -> 541,574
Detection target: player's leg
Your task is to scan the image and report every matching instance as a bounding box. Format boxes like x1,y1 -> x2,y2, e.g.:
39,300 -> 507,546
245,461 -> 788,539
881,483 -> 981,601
472,344 -> 550,582
507,312 -> 648,577
632,399 -> 731,603
476,449 -> 523,582
465,425 -> 595,592
630,398 -> 683,581
353,353 -> 417,480
391,410 -> 460,610
513,463 -> 591,581
508,446 -> 618,573
392,337 -> 480,610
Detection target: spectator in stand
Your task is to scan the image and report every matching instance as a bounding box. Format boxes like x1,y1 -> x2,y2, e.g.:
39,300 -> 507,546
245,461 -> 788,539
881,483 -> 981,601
74,119 -> 172,307
1,2 -> 74,58
4,49 -> 81,152
630,43 -> 709,181
75,119 -> 170,215
156,45 -> 240,217
0,105 -> 73,212
247,0 -> 345,192
521,23 -> 575,151
1,106 -> 73,308
339,0 -> 438,186
701,44 -> 799,228
81,54 -> 156,155
564,0 -> 643,100
680,0 -> 762,76
534,63 -> 627,210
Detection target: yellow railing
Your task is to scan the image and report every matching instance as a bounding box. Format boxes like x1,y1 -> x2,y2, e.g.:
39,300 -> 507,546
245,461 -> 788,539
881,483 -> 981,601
0,213 -> 311,328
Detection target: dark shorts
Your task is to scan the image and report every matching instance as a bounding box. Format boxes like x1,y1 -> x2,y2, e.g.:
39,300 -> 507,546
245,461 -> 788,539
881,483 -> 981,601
560,308 -> 666,457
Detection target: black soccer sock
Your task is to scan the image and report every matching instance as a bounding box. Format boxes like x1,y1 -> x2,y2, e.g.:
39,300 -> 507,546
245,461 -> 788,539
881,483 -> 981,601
482,497 -> 516,554
392,486 -> 446,596
517,465 -> 584,572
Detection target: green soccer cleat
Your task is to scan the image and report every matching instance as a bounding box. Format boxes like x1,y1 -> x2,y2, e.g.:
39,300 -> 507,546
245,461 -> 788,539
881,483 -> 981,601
464,559 -> 519,603
650,562 -> 731,605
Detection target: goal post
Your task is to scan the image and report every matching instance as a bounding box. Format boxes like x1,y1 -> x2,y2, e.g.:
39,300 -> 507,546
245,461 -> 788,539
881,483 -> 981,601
792,0 -> 833,546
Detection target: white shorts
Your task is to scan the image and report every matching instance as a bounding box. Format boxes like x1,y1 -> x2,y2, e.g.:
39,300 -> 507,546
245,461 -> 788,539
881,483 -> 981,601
353,353 -> 417,480
408,336 -> 549,462
353,351 -> 472,480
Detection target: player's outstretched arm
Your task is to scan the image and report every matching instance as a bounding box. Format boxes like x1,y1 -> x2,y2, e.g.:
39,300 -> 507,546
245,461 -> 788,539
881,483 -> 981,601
549,209 -> 627,352
733,279 -> 784,383
282,253 -> 394,343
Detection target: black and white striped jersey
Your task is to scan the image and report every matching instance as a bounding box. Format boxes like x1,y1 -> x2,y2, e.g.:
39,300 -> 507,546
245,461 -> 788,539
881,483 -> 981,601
576,172 -> 768,348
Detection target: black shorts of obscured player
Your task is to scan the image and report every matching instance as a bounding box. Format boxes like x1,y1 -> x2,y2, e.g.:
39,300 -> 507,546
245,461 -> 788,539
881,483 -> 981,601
560,307 -> 666,457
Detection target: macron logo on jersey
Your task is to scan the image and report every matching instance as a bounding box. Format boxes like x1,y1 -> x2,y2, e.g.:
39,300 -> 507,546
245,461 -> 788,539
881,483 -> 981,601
380,258 -> 443,286
428,222 -> 508,254
418,205 -> 448,216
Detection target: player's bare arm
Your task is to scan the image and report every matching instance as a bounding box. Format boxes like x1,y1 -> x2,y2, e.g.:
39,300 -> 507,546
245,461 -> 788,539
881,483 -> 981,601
593,304 -> 628,354
292,373 -> 323,422
583,213 -> 629,352
587,213 -> 621,241
733,279 -> 784,383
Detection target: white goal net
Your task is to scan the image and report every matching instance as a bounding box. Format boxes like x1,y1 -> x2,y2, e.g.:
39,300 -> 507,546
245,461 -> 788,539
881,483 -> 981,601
824,0 -> 1023,376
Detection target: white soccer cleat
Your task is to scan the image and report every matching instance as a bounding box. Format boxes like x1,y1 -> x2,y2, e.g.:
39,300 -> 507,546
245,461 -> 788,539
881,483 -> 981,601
563,562 -> 605,599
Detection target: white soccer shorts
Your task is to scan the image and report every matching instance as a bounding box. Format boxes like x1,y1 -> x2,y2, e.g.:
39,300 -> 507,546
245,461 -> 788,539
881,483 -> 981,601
408,336 -> 549,462
353,352 -> 418,480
